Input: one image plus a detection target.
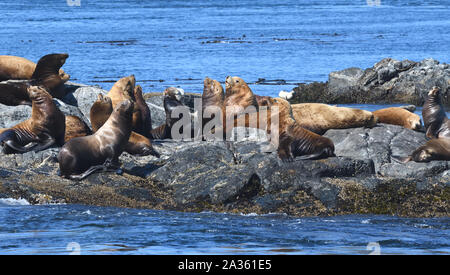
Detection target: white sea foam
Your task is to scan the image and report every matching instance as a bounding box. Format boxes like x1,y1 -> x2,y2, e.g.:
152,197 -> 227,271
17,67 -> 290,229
0,198 -> 31,206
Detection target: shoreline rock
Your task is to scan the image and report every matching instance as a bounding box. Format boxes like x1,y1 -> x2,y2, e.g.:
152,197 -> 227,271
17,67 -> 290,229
291,58 -> 450,107
0,79 -> 448,217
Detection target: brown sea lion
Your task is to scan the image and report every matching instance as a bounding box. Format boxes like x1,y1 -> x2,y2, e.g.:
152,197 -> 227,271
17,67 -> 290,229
58,100 -> 134,180
133,85 -> 152,137
0,86 -> 65,154
422,86 -> 450,139
0,53 -> 70,105
291,103 -> 378,135
392,138 -> 450,163
258,97 -> 335,161
64,115 -> 92,143
0,55 -> 70,82
90,94 -> 159,157
373,107 -> 422,131
224,76 -> 258,114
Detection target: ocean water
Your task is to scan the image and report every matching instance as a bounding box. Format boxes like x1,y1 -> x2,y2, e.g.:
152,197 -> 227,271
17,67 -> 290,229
0,0 -> 449,255
0,201 -> 448,255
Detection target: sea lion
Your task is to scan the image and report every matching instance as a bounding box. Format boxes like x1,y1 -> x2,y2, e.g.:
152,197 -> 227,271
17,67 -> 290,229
291,103 -> 378,135
392,138 -> 450,163
202,77 -> 224,132
373,107 -> 422,131
224,76 -> 258,113
64,115 -> 92,143
133,85 -> 152,136
0,55 -> 70,82
58,100 -> 134,180
106,75 -> 135,108
149,87 -> 192,139
90,94 -> 159,157
0,53 -> 70,105
258,97 -> 335,161
422,86 -> 450,139
0,86 -> 65,154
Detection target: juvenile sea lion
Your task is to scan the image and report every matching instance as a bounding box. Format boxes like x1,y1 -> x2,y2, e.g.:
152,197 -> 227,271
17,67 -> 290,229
0,86 -> 65,154
422,86 -> 450,139
0,53 -> 70,105
373,107 -> 422,131
392,138 -> 450,163
64,115 -> 92,143
0,55 -> 70,82
291,103 -> 378,135
90,94 -> 159,157
58,100 -> 134,180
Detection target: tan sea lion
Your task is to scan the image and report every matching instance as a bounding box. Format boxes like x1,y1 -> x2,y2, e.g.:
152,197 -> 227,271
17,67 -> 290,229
0,53 -> 70,105
0,86 -> 65,154
64,115 -> 92,143
90,94 -> 159,157
58,100 -> 134,180
422,86 -> 450,139
202,77 -> 224,133
392,138 -> 450,163
291,103 -> 378,135
0,55 -> 69,82
106,75 -> 135,108
373,107 -> 422,131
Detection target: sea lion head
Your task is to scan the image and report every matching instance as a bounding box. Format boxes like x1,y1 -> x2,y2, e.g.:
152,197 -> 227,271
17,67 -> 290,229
408,116 -> 423,131
134,85 -> 143,99
27,85 -> 52,102
32,53 -> 69,81
411,147 -> 432,163
115,99 -> 134,117
115,75 -> 136,99
203,77 -> 224,99
225,76 -> 248,95
428,86 -> 441,97
164,87 -> 184,102
90,94 -> 113,132
58,69 -> 70,82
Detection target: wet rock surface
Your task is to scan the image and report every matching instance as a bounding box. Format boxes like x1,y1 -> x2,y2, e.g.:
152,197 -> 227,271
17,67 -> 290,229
0,82 -> 448,217
291,58 -> 450,107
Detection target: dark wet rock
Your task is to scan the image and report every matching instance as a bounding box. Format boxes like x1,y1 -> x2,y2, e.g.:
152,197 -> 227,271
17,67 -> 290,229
0,123 -> 448,217
291,58 -> 450,106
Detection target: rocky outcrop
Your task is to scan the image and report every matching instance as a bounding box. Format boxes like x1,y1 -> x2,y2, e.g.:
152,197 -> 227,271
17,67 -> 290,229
291,58 -> 450,107
0,81 -> 448,217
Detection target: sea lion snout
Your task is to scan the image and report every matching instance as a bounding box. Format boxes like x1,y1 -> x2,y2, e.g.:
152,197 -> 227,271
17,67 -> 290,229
429,86 -> 441,96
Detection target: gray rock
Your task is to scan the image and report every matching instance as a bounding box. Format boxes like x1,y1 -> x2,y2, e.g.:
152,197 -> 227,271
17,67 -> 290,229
291,57 -> 450,106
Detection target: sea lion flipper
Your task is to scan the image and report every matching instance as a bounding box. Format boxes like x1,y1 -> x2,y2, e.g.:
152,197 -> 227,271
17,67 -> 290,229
391,155 -> 412,163
425,127 -> 435,139
295,152 -> 325,160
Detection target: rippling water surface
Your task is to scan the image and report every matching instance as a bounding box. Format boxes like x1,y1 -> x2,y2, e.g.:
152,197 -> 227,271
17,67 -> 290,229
0,0 -> 449,255
0,202 -> 448,255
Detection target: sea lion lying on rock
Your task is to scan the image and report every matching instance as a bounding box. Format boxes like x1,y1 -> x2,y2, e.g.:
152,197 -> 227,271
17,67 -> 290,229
373,107 -> 422,131
0,86 -> 65,154
58,100 -> 134,180
0,55 -> 69,82
392,138 -> 450,163
291,103 -> 378,135
0,53 -> 70,105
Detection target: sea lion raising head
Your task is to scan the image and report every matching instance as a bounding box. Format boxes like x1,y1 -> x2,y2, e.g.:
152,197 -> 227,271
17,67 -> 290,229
422,86 -> 450,139
133,85 -> 152,136
90,93 -> 159,157
106,75 -> 136,108
58,99 -> 134,180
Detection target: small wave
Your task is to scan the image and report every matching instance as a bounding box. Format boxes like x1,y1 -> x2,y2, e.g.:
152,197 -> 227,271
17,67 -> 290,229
361,219 -> 371,224
0,198 -> 30,206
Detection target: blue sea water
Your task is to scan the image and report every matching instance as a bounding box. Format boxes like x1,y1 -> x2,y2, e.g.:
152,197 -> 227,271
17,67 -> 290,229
0,0 -> 449,254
